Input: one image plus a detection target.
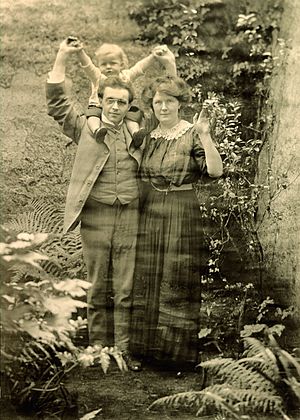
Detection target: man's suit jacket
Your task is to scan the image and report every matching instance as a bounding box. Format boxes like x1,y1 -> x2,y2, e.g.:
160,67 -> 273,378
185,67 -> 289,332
46,82 -> 142,233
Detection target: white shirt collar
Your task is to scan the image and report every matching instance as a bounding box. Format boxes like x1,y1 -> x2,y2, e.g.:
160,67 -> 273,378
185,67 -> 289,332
102,113 -> 124,129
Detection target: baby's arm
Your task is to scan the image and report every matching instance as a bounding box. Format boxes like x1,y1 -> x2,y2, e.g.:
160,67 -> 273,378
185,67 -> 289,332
124,53 -> 157,81
152,45 -> 177,76
76,47 -> 101,86
125,46 -> 177,80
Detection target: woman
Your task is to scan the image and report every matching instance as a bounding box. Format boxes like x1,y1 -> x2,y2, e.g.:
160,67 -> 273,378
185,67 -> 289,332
130,76 -> 223,366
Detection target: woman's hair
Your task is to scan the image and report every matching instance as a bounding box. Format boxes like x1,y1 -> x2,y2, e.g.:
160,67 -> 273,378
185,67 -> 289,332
98,76 -> 135,103
95,43 -> 129,68
141,76 -> 191,108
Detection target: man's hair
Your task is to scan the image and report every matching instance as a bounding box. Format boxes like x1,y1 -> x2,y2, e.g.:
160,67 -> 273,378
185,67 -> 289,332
98,76 -> 135,103
95,43 -> 129,68
141,76 -> 191,108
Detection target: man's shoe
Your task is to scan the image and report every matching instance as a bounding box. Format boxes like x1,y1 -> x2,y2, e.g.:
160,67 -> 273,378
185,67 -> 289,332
94,127 -> 107,143
122,351 -> 142,372
132,128 -> 147,148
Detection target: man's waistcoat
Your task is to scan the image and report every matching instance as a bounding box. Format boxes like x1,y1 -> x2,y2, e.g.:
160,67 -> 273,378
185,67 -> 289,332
89,127 -> 139,204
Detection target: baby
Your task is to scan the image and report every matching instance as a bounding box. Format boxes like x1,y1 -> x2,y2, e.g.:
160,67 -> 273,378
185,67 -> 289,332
68,36 -> 176,147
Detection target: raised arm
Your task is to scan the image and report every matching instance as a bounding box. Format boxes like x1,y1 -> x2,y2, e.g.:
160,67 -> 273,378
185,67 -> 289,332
193,108 -> 223,178
47,38 -> 85,143
76,46 -> 101,85
125,45 -> 177,80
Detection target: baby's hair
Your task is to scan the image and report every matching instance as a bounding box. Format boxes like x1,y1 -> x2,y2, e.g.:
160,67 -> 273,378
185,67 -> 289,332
141,76 -> 191,108
95,43 -> 129,68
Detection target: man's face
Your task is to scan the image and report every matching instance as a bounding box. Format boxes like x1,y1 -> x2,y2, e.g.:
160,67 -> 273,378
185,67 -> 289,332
102,87 -> 130,125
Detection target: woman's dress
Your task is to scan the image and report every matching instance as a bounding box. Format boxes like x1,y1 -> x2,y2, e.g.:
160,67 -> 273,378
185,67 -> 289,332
130,120 -> 210,364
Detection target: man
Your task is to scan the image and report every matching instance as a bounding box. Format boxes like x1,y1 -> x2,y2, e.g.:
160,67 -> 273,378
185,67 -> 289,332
46,39 -> 142,371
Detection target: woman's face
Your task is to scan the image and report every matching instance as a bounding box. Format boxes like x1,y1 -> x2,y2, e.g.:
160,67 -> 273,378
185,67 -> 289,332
152,91 -> 180,128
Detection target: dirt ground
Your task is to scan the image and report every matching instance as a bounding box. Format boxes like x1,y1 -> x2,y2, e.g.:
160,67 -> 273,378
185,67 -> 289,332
0,363 -> 203,420
67,363 -> 202,420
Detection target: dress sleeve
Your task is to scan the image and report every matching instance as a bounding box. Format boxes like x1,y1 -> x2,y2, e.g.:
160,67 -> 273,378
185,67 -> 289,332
46,81 -> 85,144
191,128 -> 208,174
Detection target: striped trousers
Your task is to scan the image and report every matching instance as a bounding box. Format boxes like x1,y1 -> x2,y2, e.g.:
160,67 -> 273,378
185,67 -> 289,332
80,197 -> 139,351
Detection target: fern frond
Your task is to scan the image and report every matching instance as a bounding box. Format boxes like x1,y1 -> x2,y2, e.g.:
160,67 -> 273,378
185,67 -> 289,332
201,357 -> 277,393
237,354 -> 280,384
149,383 -> 284,418
149,391 -> 201,411
195,387 -> 240,419
233,389 -> 283,414
4,200 -> 85,278
5,199 -> 65,235
280,350 -> 300,378
243,336 -> 271,358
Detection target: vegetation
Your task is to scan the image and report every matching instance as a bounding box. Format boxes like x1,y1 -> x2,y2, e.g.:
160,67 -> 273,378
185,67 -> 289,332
1,0 -> 298,418
127,0 -> 291,355
0,203 -> 127,418
150,331 -> 300,419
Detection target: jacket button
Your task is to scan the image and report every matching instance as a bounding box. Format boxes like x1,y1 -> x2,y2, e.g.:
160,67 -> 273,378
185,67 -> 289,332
96,165 -> 100,170
104,150 -> 108,154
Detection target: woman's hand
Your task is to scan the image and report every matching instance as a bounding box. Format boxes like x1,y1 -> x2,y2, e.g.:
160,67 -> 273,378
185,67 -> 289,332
193,107 -> 211,136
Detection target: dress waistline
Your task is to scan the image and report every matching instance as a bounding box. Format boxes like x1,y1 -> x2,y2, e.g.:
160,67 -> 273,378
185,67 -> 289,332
150,182 -> 193,194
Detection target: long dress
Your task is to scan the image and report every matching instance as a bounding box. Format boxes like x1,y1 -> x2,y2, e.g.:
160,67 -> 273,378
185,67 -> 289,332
130,119 -> 211,364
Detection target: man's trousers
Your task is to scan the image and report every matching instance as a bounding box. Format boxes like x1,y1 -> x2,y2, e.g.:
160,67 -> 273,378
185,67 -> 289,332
80,197 -> 139,351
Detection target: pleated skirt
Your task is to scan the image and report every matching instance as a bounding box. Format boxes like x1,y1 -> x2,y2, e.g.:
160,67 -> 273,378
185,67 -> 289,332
130,187 -> 208,363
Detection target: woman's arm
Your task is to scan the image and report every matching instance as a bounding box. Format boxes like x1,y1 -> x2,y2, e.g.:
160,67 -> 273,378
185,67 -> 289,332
193,108 -> 223,178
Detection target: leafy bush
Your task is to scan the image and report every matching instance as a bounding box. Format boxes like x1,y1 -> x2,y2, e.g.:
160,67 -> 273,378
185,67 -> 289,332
0,226 -> 89,416
0,202 -> 130,417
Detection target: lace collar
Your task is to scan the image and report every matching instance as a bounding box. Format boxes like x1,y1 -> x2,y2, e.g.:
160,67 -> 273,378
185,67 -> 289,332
150,120 -> 193,140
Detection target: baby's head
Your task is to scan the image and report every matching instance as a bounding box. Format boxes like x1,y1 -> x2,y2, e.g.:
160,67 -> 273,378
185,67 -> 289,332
95,43 -> 129,77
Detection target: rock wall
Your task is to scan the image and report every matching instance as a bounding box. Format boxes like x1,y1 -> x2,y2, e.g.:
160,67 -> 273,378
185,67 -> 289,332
256,0 -> 300,345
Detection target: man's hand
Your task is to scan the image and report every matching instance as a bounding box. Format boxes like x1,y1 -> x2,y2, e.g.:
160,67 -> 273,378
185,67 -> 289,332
50,37 -> 83,79
58,37 -> 83,55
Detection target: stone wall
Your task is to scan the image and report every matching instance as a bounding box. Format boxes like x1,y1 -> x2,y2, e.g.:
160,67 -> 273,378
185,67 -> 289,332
256,0 -> 300,345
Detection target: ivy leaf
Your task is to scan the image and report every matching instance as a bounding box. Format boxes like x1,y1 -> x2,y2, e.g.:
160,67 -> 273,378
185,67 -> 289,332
3,251 -> 48,268
44,296 -> 87,317
199,328 -> 212,339
21,319 -> 56,342
240,324 -> 266,337
53,279 -> 90,297
80,409 -> 102,420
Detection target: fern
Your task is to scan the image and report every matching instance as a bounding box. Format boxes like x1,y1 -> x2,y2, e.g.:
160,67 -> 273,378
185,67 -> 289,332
4,199 -> 85,278
149,335 -> 300,418
201,357 -> 277,393
5,198 -> 65,234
